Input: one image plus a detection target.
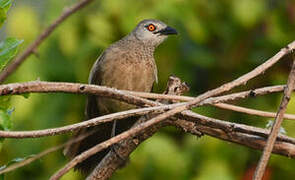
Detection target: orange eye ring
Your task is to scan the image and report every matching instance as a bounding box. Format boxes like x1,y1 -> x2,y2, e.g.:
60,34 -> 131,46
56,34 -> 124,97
147,24 -> 156,31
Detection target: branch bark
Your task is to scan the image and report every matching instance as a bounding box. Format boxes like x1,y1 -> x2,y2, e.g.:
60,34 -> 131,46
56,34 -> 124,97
253,53 -> 295,179
1,83 -> 294,138
0,130 -> 96,175
87,76 -> 192,180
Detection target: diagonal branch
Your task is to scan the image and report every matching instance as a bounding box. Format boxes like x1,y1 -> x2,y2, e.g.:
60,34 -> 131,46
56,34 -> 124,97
253,54 -> 295,179
0,0 -> 95,83
172,119 -> 295,158
87,75 -> 190,180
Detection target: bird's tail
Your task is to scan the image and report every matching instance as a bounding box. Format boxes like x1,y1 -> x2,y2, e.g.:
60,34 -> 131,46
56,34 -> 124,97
64,95 -> 113,174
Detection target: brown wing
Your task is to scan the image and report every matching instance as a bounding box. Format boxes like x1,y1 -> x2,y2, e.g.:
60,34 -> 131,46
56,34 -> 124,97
64,45 -> 156,174
64,52 -> 114,174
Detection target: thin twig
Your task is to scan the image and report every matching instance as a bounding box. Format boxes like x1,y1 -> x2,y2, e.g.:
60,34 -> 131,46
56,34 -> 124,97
0,0 -> 95,83
0,103 -> 184,138
0,130 -> 95,175
214,103 -> 295,120
253,54 -> 295,179
133,90 -> 295,120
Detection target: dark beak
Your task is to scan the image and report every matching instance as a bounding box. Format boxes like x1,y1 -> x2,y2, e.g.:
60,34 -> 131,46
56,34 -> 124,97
155,26 -> 178,35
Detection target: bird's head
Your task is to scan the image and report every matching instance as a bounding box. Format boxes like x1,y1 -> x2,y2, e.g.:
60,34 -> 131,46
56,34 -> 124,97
132,19 -> 178,47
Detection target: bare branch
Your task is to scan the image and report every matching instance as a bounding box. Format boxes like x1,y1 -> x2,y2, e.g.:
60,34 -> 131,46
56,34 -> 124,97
132,87 -> 295,120
180,111 -> 295,145
254,53 -> 295,179
214,103 -> 295,120
1,83 -> 293,138
87,76 -> 191,180
0,104 -> 181,138
172,119 -> 295,158
0,0 -> 95,83
0,130 -> 95,175
0,82 -> 294,139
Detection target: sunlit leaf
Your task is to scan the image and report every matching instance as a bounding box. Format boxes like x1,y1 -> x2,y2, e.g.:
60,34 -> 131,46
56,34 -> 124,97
0,37 -> 23,72
0,0 -> 12,27
0,96 -> 10,110
20,93 -> 30,99
0,109 -> 12,131
0,109 -> 12,152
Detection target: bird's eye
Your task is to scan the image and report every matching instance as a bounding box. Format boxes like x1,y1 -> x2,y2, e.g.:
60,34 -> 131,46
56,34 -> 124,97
146,24 -> 156,32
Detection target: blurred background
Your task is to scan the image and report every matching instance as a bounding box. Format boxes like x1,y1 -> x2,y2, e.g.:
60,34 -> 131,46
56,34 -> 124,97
1,0 -> 295,179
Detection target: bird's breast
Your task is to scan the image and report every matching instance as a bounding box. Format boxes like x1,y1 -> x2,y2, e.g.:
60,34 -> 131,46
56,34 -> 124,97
97,53 -> 157,114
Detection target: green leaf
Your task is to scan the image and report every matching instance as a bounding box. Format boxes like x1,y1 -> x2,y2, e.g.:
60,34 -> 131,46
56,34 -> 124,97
0,96 -> 10,110
0,37 -> 23,72
0,0 -> 12,10
0,109 -> 12,152
0,0 -> 12,27
20,93 -> 30,99
0,109 -> 12,131
0,174 -> 4,180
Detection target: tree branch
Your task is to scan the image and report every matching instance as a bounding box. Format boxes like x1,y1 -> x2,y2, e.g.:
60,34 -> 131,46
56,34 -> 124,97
214,103 -> 295,120
0,130 -> 96,175
1,83 -> 293,138
0,0 -> 95,83
254,53 -> 295,179
172,119 -> 295,158
50,40 -> 295,179
87,76 -> 191,180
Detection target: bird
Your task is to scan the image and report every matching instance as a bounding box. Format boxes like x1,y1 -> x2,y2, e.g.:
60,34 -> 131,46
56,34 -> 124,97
64,19 -> 178,174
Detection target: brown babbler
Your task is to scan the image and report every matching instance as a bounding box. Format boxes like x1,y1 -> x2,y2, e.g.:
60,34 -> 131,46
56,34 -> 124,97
64,19 -> 178,174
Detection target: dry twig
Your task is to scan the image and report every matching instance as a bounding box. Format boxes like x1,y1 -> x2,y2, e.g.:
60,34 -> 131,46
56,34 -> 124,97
0,130 -> 95,175
253,53 -> 295,179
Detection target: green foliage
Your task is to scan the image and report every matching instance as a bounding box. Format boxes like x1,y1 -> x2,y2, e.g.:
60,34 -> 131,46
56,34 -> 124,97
0,0 -> 12,27
0,0 -> 23,158
0,109 -> 12,131
0,38 -> 23,72
0,109 -> 12,152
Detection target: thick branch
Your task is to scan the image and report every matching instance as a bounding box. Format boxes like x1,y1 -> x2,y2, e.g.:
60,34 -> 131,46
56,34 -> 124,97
172,119 -> 295,158
0,0 -> 95,83
87,76 -> 191,180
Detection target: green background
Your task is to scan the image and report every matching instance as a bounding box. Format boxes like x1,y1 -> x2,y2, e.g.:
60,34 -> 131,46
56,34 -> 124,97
1,0 -> 295,179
